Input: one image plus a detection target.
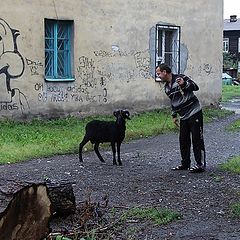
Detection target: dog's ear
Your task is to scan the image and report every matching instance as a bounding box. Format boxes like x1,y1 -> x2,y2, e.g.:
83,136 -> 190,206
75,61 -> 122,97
123,110 -> 131,120
113,110 -> 120,117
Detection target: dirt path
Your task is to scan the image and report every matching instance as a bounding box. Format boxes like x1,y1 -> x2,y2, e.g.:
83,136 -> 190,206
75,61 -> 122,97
0,113 -> 240,239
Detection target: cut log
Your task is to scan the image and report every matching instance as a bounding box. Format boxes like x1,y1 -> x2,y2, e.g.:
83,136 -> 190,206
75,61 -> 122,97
0,179 -> 76,217
0,180 -> 76,239
0,183 -> 51,240
46,181 -> 76,216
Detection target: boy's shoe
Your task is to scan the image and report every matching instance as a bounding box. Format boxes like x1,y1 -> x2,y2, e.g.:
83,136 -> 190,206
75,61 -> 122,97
171,165 -> 189,171
189,165 -> 205,173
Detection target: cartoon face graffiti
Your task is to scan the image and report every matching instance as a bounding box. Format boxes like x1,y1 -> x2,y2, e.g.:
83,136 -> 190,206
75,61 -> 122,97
0,18 -> 25,96
0,18 -> 28,112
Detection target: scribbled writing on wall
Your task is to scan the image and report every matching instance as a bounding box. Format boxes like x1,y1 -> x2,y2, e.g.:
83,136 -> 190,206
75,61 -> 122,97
0,18 -> 29,113
198,63 -> 213,75
77,56 -> 96,87
26,58 -> 43,76
94,49 -> 151,80
94,49 -> 136,58
134,51 -> 150,79
34,83 -> 108,103
77,56 -> 110,101
0,102 -> 18,111
188,63 -> 214,76
34,55 -> 110,104
77,56 -> 112,87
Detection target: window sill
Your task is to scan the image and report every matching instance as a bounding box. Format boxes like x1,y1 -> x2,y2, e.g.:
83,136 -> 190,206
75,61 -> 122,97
45,78 -> 75,82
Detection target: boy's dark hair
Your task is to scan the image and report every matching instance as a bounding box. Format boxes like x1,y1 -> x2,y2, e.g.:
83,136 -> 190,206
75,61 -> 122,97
157,63 -> 172,73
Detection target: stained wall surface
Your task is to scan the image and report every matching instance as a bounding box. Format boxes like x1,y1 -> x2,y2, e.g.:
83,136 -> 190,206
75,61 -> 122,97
0,0 -> 223,119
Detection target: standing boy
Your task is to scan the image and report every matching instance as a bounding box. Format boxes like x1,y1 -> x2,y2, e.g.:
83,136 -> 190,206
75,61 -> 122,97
156,63 -> 206,173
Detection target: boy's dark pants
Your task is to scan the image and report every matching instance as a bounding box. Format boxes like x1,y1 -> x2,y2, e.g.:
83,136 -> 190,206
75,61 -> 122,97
179,110 -> 206,168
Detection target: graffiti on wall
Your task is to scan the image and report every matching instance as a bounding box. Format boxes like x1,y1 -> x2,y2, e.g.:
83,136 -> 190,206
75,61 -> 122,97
94,49 -> 136,58
77,56 -> 97,88
26,58 -> 43,76
187,62 -> 214,77
0,19 -> 152,115
35,56 -> 110,104
94,48 -> 151,81
134,51 -> 150,79
33,48 -> 151,106
0,18 -> 29,113
34,82 -> 108,104
198,63 -> 213,75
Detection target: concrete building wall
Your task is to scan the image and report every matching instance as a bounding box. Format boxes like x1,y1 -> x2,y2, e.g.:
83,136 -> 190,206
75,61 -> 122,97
0,0 -> 223,119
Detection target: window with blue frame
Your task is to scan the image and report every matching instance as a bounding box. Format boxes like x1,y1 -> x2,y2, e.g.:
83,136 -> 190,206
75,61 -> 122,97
45,19 -> 74,81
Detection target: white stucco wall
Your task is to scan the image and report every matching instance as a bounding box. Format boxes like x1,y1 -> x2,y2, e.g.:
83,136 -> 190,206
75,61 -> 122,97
0,0 -> 223,119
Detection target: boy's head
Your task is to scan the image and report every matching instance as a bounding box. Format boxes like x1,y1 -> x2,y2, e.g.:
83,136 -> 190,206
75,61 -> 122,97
156,63 -> 172,81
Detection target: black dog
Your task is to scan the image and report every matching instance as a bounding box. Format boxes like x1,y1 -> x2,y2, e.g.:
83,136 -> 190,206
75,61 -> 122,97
79,110 -> 130,165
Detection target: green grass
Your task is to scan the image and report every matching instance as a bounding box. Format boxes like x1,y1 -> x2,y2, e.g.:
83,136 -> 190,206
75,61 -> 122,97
0,107 -> 234,164
209,173 -> 224,182
226,118 -> 240,132
203,107 -> 233,123
121,207 -> 181,225
219,156 -> 240,174
218,117 -> 240,175
221,85 -> 240,102
126,108 -> 175,140
0,115 -> 112,164
230,203 -> 240,219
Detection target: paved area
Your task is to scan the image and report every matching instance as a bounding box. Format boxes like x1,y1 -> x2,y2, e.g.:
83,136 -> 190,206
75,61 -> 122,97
221,98 -> 240,114
0,110 -> 239,239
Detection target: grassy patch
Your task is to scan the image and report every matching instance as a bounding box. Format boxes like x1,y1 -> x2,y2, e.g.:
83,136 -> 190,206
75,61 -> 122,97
230,203 -> 240,219
221,85 -> 240,102
126,109 -> 175,140
121,207 -> 181,225
0,116 -> 110,164
203,107 -> 234,123
226,118 -> 240,132
209,173 -> 224,182
219,156 -> 240,174
0,107 -> 233,164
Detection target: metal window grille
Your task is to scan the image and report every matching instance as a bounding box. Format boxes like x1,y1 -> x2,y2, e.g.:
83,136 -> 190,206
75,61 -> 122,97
155,24 -> 180,80
45,19 -> 73,80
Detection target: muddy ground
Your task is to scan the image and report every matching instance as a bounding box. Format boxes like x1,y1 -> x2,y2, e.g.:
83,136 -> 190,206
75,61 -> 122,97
0,113 -> 239,239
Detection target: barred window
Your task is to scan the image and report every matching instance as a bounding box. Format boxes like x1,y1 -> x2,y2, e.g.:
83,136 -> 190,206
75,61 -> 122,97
45,19 -> 74,81
155,24 -> 180,81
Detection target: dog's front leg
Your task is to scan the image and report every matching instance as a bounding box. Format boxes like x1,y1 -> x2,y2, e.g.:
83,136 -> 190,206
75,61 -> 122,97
117,142 -> 122,166
111,142 -> 117,165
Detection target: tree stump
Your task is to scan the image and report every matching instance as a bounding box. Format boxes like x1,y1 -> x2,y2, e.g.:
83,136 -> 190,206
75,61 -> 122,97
0,183 -> 52,240
0,179 -> 76,240
46,181 -> 76,216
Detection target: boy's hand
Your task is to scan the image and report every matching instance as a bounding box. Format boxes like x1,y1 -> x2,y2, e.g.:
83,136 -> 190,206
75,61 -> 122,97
176,77 -> 184,86
173,117 -> 180,128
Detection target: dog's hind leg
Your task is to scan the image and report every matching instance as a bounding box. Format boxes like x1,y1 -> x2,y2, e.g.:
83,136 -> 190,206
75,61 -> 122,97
79,136 -> 89,162
94,143 -> 105,162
